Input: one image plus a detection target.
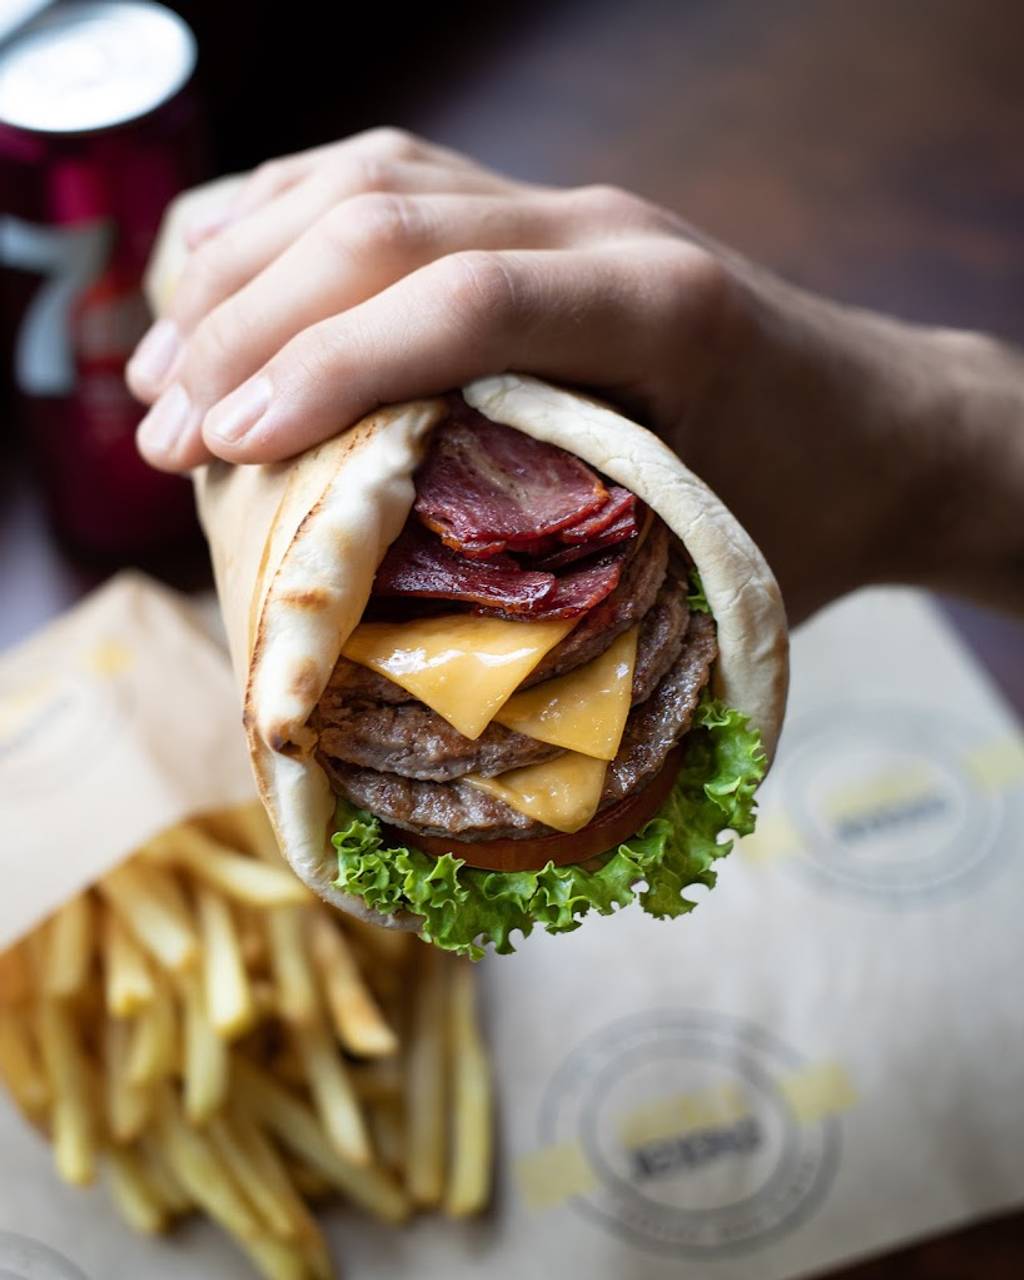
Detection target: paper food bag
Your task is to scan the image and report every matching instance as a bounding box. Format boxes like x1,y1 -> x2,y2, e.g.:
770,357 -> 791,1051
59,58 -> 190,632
3,585 -> 1022,1280
0,572 -> 254,948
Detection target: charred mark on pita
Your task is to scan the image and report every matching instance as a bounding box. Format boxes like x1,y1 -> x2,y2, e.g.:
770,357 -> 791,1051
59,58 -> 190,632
278,588 -> 333,613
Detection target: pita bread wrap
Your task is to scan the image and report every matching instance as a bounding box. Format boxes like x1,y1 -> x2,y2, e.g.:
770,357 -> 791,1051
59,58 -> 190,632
145,181 -> 788,937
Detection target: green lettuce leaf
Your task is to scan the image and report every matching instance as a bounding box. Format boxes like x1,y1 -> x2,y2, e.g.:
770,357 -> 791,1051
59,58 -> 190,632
331,695 -> 765,959
687,567 -> 711,614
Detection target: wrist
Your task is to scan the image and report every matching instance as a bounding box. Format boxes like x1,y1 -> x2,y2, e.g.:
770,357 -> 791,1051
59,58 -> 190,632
899,327 -> 1024,608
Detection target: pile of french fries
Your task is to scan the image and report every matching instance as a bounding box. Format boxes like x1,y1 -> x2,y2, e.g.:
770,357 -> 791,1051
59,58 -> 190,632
0,803 -> 492,1279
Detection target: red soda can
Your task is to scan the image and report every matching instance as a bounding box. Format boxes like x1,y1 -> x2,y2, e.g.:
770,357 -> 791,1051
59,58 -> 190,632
0,1 -> 205,563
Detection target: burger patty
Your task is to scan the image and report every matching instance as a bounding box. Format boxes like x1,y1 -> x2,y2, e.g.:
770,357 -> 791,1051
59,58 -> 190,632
321,612 -> 717,841
314,563 -> 690,783
319,713 -> 561,784
322,520 -> 670,706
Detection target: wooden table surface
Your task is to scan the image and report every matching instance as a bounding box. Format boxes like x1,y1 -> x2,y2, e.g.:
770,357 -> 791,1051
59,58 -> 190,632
3,0 -> 1023,1273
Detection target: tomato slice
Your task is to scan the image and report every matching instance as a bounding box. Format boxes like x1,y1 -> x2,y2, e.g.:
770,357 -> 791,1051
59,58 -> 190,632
388,747 -> 683,873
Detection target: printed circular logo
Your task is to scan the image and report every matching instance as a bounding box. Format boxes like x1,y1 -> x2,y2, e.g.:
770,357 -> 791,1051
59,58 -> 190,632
0,1234 -> 90,1280
778,702 -> 1009,901
532,1010 -> 842,1256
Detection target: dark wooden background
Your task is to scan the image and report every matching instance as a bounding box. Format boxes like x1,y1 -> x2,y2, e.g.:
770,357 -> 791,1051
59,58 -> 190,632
4,0 -> 1024,1272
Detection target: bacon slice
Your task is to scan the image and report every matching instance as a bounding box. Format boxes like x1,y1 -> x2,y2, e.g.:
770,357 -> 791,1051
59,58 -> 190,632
533,503 -> 643,570
537,556 -> 625,618
414,409 -> 608,557
475,548 -> 628,621
559,486 -> 636,543
376,522 -> 630,622
475,490 -> 638,564
374,524 -> 556,614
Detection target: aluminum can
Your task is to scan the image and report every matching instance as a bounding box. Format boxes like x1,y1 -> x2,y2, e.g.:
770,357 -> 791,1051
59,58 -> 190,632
0,1 -> 205,561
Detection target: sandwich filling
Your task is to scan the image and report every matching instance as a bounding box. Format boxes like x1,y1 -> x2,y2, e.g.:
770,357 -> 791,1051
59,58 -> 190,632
310,397 -> 766,954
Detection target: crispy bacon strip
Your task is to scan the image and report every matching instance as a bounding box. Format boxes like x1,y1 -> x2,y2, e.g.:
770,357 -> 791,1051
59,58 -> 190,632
413,408 -> 608,557
534,503 -> 643,570
373,524 -> 556,614
559,486 -> 636,543
524,555 -> 625,619
474,549 -> 628,621
375,521 -> 630,621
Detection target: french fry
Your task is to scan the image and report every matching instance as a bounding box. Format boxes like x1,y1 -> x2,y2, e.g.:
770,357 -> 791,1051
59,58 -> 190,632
251,978 -> 278,1021
285,1158 -> 332,1201
137,1131 -> 193,1215
24,926 -> 48,988
0,1004 -> 49,1114
267,907 -> 318,1026
233,1057 -> 410,1223
105,1016 -> 152,1142
36,997 -> 95,1185
444,961 -> 492,1216
343,913 -> 413,967
126,973 -> 177,1086
181,970 -> 228,1124
208,1104 -> 328,1253
204,802 -> 285,867
40,894 -> 93,998
269,1042 -> 306,1090
294,1017 -> 372,1166
237,904 -> 270,969
102,909 -> 155,1017
154,1085 -> 261,1240
241,1236 -> 310,1280
106,1146 -> 168,1235
0,942 -> 32,1004
367,1099 -> 405,1176
150,826 -> 309,907
309,912 -> 397,1057
350,1057 -> 404,1104
405,946 -> 449,1207
99,862 -> 198,974
207,1111 -> 296,1240
196,885 -> 254,1039
301,1232 -> 334,1280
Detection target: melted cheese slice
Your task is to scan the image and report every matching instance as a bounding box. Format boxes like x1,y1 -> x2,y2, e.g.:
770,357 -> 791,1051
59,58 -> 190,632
341,614 -> 574,739
494,626 -> 638,760
465,752 -> 608,833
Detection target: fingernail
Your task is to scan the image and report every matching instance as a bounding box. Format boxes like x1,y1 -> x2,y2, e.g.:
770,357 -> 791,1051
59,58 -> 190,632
205,375 -> 273,443
136,383 -> 197,462
126,319 -> 182,393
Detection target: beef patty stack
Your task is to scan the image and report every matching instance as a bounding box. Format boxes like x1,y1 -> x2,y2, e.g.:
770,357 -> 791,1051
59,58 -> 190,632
312,400 -> 718,866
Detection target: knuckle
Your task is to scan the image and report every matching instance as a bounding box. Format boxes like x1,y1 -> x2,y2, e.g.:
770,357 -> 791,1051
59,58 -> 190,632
248,157 -> 290,194
339,154 -> 400,194
281,322 -> 341,388
187,307 -> 241,388
435,250 -> 520,324
360,125 -> 420,160
669,242 -> 731,309
320,192 -> 424,256
173,240 -> 235,322
654,243 -> 742,360
576,182 -> 650,222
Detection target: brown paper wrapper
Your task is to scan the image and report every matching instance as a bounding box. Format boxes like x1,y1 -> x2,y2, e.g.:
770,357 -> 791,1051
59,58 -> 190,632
2,586 -> 1023,1280
0,572 -> 254,947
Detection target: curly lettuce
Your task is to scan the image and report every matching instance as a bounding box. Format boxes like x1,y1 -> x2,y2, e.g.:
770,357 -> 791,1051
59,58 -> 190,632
687,567 -> 711,614
331,695 -> 764,959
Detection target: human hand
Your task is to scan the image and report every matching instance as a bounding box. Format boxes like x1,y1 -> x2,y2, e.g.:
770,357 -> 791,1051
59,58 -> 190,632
128,128 -> 1024,622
